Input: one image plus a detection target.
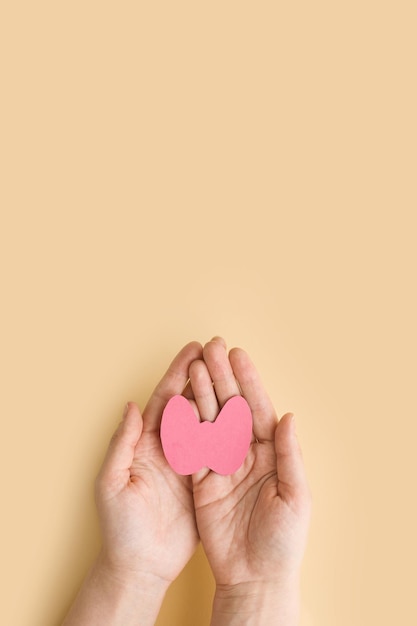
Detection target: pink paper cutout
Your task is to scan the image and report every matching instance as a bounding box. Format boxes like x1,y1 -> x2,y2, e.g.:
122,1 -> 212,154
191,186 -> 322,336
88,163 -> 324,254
160,394 -> 253,475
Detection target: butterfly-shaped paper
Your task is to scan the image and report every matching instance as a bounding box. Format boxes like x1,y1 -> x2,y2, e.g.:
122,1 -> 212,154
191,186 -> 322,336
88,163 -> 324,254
160,394 -> 253,475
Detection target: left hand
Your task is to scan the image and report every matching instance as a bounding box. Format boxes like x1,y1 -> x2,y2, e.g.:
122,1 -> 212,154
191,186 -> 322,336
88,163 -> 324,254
189,337 -> 311,590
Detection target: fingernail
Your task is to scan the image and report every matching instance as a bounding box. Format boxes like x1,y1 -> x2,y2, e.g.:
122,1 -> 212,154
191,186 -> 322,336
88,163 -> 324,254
123,402 -> 130,418
210,336 -> 226,347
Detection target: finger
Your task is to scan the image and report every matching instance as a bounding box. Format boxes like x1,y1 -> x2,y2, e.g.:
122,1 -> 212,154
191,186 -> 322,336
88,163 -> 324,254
202,340 -> 240,407
189,359 -> 219,422
228,347 -> 277,441
143,341 -> 203,431
275,413 -> 311,504
97,402 -> 143,493
182,378 -> 194,400
209,335 -> 227,349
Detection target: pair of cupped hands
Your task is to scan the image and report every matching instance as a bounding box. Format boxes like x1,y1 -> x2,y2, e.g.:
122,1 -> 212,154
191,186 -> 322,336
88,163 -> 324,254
93,337 -> 311,623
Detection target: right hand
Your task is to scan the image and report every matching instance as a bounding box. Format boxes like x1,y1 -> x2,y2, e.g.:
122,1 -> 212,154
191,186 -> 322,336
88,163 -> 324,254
94,341 -> 202,587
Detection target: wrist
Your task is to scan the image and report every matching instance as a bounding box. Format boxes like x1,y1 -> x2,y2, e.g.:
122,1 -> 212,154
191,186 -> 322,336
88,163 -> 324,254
211,577 -> 300,626
95,550 -> 171,596
62,553 -> 169,626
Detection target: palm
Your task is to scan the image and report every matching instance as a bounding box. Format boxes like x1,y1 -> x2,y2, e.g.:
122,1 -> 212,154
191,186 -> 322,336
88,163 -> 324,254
194,441 -> 281,584
125,431 -> 197,581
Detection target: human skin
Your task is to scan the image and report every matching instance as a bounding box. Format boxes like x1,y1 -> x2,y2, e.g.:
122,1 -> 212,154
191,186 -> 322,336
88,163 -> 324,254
62,341 -> 203,626
188,337 -> 312,626
62,337 -> 311,625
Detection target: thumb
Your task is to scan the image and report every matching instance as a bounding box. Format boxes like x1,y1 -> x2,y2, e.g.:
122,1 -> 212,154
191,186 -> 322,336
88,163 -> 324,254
275,413 -> 310,503
99,402 -> 143,488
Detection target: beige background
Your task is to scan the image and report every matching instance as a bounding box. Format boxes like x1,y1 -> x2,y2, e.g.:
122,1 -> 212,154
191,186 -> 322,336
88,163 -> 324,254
1,2 -> 416,625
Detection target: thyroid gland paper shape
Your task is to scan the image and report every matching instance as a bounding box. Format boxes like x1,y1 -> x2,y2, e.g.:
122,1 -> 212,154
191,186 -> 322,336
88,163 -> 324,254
160,394 -> 253,475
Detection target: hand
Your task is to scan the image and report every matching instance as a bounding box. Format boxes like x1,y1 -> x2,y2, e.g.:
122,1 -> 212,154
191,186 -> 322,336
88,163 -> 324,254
95,341 -> 202,585
188,338 -> 311,624
63,341 -> 203,626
